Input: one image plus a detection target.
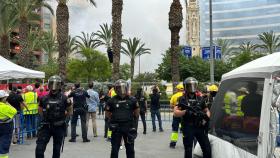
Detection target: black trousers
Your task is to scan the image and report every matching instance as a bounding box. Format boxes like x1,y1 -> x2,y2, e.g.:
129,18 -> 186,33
111,126 -> 135,158
35,125 -> 65,158
182,125 -> 211,158
71,109 -> 87,140
104,117 -> 109,138
139,112 -> 146,132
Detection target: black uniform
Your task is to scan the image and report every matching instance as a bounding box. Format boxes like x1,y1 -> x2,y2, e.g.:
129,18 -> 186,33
35,92 -> 70,158
68,88 -> 90,141
106,95 -> 139,158
177,94 -> 211,158
135,95 -> 147,134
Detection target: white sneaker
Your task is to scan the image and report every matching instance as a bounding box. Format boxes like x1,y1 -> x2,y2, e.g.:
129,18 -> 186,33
120,145 -> 124,150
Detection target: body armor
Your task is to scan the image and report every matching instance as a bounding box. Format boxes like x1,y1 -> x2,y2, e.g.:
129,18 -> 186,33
42,94 -> 65,126
111,99 -> 134,123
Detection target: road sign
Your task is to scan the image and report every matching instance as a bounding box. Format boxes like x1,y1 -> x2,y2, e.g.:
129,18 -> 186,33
182,46 -> 192,58
201,46 -> 222,60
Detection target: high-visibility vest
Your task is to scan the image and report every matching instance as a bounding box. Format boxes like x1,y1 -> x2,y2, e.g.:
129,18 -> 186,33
108,88 -> 117,98
0,102 -> 17,123
236,95 -> 245,116
224,92 -> 237,115
23,92 -> 38,115
170,92 -> 183,108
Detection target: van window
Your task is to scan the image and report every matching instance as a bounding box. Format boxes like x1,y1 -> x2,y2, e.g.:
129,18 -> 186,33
210,78 -> 264,155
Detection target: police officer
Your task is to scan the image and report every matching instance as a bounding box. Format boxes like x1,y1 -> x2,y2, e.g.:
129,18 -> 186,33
135,88 -> 147,134
0,90 -> 17,158
174,77 -> 211,158
169,83 -> 184,148
35,76 -> 71,158
105,80 -> 139,158
68,83 -> 90,143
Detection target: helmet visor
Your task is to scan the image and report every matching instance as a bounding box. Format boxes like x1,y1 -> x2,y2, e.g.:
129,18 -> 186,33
115,83 -> 127,97
48,80 -> 61,91
185,82 -> 198,93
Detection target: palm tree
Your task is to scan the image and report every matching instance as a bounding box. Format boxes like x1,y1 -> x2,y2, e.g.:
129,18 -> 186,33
66,35 -> 78,61
94,23 -> 113,63
169,0 -> 183,90
121,37 -> 151,79
56,0 -> 96,81
239,41 -> 258,54
0,2 -> 18,59
42,31 -> 57,63
7,0 -> 53,68
111,0 -> 123,81
215,39 -> 235,61
75,32 -> 99,50
258,31 -> 280,54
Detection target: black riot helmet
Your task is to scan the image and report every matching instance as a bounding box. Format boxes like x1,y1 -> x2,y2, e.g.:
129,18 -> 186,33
48,75 -> 62,94
114,79 -> 129,98
183,77 -> 198,94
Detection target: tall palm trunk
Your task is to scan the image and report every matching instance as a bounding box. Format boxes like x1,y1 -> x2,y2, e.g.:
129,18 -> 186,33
18,18 -> 30,68
169,0 -> 182,92
130,58 -> 135,79
56,2 -> 69,81
111,0 -> 123,81
0,35 -> 10,59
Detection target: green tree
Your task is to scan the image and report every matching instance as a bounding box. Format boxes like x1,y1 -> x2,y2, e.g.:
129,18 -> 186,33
133,72 -> 159,83
215,39 -> 235,61
0,2 -> 18,59
156,49 -> 232,82
37,61 -> 59,79
119,63 -> 131,80
95,23 -> 112,50
42,31 -> 57,63
56,0 -> 96,81
258,31 -> 280,54
121,37 -> 151,79
168,0 -> 183,89
6,0 -> 53,68
111,0 -> 123,80
67,47 -> 111,82
75,32 -> 99,50
66,35 -> 78,61
228,41 -> 263,68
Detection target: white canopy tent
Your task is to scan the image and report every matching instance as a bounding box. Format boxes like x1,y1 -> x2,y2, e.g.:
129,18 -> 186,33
0,56 -> 45,80
194,52 -> 280,158
222,52 -> 280,81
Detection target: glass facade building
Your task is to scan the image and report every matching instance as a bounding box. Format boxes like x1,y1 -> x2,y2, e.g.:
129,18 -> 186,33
200,0 -> 280,46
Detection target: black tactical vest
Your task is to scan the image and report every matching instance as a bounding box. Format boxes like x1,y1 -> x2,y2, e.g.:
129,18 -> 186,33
42,94 -> 66,125
111,98 -> 134,123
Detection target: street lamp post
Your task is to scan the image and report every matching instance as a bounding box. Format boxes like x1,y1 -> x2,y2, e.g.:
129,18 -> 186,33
209,0 -> 215,83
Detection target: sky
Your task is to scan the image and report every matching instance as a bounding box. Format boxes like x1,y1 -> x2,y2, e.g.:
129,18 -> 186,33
48,0 -> 187,74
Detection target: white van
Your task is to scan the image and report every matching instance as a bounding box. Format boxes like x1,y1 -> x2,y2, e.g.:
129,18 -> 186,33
194,52 -> 280,158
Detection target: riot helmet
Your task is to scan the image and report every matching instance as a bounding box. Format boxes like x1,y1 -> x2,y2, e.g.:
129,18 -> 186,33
183,77 -> 198,93
48,75 -> 62,94
114,79 -> 128,98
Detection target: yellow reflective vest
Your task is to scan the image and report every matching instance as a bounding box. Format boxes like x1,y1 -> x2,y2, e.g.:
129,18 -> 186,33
23,92 -> 38,115
224,91 -> 237,115
0,102 -> 17,123
170,92 -> 183,108
236,95 -> 245,116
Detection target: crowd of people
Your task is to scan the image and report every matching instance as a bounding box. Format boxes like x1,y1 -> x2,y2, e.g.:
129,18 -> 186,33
0,76 -> 219,158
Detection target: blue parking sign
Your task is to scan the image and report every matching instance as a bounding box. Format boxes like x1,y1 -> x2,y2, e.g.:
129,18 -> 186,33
202,46 -> 222,60
182,46 -> 192,58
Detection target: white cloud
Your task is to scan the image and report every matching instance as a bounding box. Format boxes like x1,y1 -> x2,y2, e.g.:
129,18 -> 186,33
49,0 -> 187,74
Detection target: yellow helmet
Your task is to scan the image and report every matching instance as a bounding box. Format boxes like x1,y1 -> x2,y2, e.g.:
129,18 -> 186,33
209,84 -> 218,92
176,83 -> 184,91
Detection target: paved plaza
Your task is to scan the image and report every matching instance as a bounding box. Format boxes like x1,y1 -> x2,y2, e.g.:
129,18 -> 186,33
10,119 -> 185,158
